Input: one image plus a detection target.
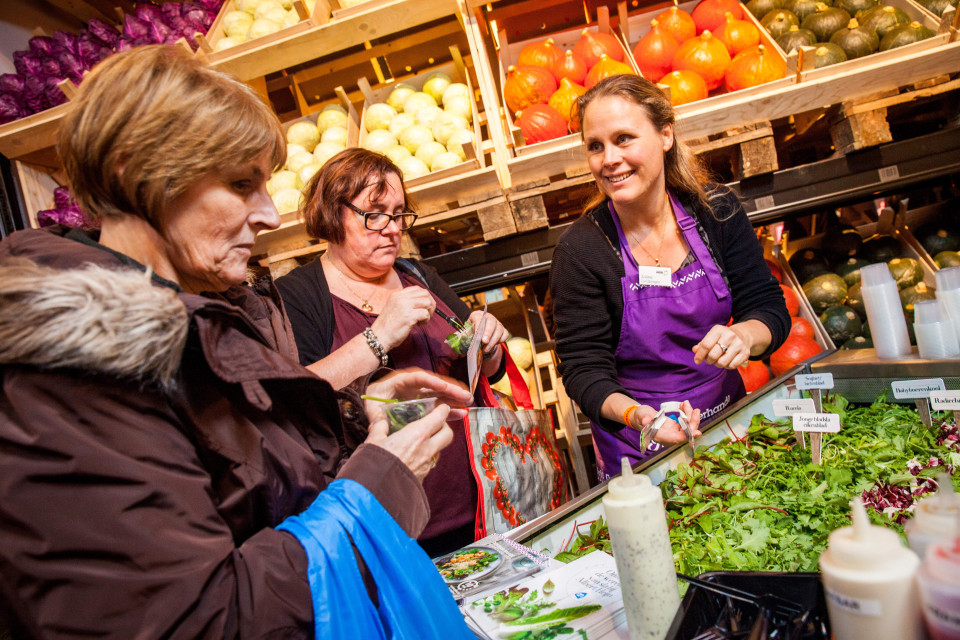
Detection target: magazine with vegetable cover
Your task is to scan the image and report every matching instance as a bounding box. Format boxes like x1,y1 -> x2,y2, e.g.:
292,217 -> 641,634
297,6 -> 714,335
433,533 -> 558,603
463,551 -> 626,640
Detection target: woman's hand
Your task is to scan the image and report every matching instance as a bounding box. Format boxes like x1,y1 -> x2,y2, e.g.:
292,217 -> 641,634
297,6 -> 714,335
638,400 -> 702,445
371,287 -> 437,351
468,310 -> 510,356
692,320 -> 771,369
365,405 -> 454,481
363,368 -> 473,421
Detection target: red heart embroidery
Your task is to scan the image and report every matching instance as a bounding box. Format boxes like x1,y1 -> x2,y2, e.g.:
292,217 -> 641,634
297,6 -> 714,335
479,424 -> 566,527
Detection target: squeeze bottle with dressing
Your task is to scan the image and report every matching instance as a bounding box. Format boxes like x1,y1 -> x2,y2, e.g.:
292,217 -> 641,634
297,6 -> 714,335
906,473 -> 960,559
602,457 -> 680,640
818,497 -> 922,640
916,522 -> 960,640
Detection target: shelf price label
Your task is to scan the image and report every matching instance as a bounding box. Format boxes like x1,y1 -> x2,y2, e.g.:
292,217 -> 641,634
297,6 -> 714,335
795,373 -> 834,390
930,391 -> 960,410
753,195 -> 776,211
878,165 -> 900,182
773,398 -> 816,416
793,413 -> 841,433
891,378 -> 945,400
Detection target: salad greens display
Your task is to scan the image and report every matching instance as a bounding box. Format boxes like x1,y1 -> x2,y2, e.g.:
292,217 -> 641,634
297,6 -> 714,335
555,394 -> 959,576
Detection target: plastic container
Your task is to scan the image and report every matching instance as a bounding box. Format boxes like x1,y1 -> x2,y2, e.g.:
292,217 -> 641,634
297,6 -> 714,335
907,474 -> 960,559
860,263 -> 912,359
384,397 -> 437,434
603,458 -> 680,640
936,267 -> 960,346
914,300 -> 960,359
917,533 -> 960,640
818,498 -> 922,640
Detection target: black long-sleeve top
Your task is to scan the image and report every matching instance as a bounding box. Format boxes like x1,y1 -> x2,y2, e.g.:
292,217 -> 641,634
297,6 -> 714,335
549,187 -> 790,433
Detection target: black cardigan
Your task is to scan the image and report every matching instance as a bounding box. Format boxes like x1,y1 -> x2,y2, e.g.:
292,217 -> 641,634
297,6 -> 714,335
549,187 -> 789,433
275,257 -> 472,366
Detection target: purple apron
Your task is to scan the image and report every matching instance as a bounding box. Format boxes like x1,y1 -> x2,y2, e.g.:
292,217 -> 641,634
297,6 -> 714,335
592,193 -> 745,481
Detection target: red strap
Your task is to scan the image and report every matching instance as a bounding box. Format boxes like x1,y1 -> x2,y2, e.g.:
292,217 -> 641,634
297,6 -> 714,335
478,344 -> 534,410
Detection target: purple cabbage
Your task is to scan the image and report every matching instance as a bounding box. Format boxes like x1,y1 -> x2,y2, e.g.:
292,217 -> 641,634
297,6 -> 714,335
181,2 -> 216,29
77,32 -> 113,67
161,2 -> 182,23
115,38 -> 137,53
0,74 -> 24,96
135,2 -> 164,22
37,204 -> 99,230
28,36 -> 58,56
41,56 -> 62,79
123,14 -> 151,41
87,18 -> 121,47
23,75 -> 46,113
52,31 -> 80,56
0,94 -> 25,124
53,186 -> 76,209
13,51 -> 43,77
43,77 -> 67,109
58,51 -> 84,84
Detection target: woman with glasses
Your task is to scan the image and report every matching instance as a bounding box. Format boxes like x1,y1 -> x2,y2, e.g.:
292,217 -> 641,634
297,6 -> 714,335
276,147 -> 510,556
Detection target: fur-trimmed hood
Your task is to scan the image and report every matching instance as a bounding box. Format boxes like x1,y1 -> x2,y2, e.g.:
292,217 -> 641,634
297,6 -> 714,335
0,258 -> 188,387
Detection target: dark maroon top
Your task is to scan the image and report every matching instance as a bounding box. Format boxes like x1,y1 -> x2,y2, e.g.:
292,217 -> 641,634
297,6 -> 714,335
330,270 -> 478,548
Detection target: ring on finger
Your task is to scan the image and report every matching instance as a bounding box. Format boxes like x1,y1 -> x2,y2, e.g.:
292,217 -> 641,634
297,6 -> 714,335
718,343 -> 729,353
428,455 -> 439,469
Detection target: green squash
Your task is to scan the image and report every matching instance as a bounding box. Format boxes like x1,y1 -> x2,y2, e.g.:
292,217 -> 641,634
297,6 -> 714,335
789,247 -> 831,284
801,4 -> 852,41
842,335 -> 873,349
785,0 -> 827,21
836,0 -> 879,17
934,251 -> 960,269
821,305 -> 863,344
747,0 -> 785,18
858,5 -> 911,39
861,234 -> 902,263
915,222 -> 960,256
803,272 -> 849,313
813,42 -> 849,67
777,25 -> 819,52
899,281 -> 936,321
887,257 -> 925,289
879,21 -> 936,50
916,0 -> 957,17
762,9 -> 802,37
829,19 -> 880,58
835,257 -> 871,286
846,282 -> 865,316
822,227 -> 864,263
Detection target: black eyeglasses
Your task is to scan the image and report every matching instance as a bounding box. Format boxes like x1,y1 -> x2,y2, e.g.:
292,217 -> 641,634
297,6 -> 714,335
345,202 -> 418,231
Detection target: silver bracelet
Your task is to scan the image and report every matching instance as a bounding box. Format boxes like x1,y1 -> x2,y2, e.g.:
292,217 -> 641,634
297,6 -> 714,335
362,327 -> 389,367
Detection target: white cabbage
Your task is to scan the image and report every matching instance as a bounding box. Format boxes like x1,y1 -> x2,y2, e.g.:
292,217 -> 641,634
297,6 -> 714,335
381,144 -> 412,165
446,129 -> 474,161
402,91 -> 438,116
386,85 -> 416,112
414,140 -> 446,169
431,112 -> 469,145
422,73 -> 451,104
313,141 -> 345,166
285,151 -> 317,174
388,113 -> 415,137
246,18 -> 282,40
363,129 -> 397,152
272,187 -> 303,213
253,0 -> 285,19
430,151 -> 463,172
441,82 -> 470,107
266,170 -> 300,195
444,95 -> 473,123
222,11 -> 253,38
286,121 -> 320,152
315,108 -> 348,134
398,124 -> 434,153
298,162 -> 321,185
397,156 -> 430,180
320,125 -> 349,146
286,143 -> 308,158
364,103 -> 397,132
213,35 -> 245,51
414,105 -> 444,128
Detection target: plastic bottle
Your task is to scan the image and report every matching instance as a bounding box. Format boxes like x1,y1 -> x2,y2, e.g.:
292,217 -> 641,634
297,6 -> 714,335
906,473 -> 960,558
818,498 -> 922,640
917,527 -> 960,639
860,263 -> 912,359
603,457 -> 680,640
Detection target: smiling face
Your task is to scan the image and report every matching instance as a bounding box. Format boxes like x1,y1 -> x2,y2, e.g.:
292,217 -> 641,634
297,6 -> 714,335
335,170 -> 406,278
158,153 -> 280,293
581,95 -> 674,209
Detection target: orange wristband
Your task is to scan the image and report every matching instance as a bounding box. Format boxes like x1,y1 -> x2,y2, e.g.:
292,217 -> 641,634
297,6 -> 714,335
622,404 -> 641,427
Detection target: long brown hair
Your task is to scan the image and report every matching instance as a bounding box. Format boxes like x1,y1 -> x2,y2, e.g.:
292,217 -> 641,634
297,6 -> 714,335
572,74 -> 710,213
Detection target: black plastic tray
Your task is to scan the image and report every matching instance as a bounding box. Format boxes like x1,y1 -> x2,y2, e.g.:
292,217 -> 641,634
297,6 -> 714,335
665,571 -> 830,639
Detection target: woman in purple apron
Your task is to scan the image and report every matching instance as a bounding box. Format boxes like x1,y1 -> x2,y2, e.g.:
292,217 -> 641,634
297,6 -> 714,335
550,75 -> 790,481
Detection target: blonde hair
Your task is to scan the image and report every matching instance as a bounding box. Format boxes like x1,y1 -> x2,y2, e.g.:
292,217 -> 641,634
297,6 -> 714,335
59,45 -> 285,225
572,74 -> 710,213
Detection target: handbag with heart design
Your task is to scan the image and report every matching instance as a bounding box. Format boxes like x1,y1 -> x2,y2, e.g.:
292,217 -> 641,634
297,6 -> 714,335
465,346 -> 570,537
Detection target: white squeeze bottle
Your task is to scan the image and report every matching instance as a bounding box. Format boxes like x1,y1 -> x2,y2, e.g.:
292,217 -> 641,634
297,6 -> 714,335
603,457 -> 680,640
819,497 -> 922,640
906,473 -> 960,559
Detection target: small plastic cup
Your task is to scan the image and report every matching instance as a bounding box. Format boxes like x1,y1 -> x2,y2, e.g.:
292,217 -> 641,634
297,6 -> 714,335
916,300 -> 945,325
860,262 -> 895,287
384,397 -> 437,434
445,322 -> 474,355
936,267 -> 960,293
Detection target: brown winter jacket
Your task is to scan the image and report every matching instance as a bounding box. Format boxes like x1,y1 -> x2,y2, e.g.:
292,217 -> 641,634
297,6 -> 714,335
0,227 -> 430,639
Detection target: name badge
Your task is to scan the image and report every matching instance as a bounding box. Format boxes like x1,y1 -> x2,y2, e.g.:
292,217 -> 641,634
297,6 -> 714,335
637,266 -> 672,287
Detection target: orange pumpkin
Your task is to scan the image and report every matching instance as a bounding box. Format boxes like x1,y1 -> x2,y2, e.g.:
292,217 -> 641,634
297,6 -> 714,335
518,38 -> 564,72
657,69 -> 709,105
738,360 -> 770,393
572,29 -> 624,70
724,44 -> 786,92
717,12 -> 761,56
769,335 -> 822,376
655,6 -> 697,43
504,65 -> 558,114
789,316 -> 816,340
517,104 -> 568,144
584,54 -> 635,89
780,284 -> 800,316
692,0 -> 745,33
548,77 -> 586,126
551,49 -> 588,85
672,30 -> 731,91
633,19 -> 680,83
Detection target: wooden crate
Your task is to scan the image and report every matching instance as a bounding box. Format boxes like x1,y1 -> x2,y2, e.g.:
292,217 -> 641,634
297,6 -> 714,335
11,161 -> 63,230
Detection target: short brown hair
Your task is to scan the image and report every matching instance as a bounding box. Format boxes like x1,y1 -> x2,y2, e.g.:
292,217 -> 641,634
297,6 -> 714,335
572,74 -> 709,212
301,148 -> 412,244
59,45 -> 285,225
